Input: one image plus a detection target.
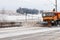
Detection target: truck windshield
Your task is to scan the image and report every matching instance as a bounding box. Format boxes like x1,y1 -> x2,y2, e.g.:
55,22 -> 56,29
42,12 -> 55,17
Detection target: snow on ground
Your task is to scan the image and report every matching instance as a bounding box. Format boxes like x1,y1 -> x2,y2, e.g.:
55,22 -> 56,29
0,13 -> 43,22
0,27 -> 60,38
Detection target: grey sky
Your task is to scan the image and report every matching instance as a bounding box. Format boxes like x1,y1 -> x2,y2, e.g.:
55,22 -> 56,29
0,0 -> 60,11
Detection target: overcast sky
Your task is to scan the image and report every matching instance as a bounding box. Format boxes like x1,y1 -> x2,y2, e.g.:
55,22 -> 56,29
0,0 -> 60,11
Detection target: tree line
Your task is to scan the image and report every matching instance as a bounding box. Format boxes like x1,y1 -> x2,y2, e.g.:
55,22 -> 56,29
16,7 -> 39,14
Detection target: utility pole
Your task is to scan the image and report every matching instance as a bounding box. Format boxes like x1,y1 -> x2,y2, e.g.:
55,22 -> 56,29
2,8 -> 5,14
55,0 -> 57,12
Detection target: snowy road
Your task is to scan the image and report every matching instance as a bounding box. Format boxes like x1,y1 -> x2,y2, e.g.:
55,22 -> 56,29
0,27 -> 60,40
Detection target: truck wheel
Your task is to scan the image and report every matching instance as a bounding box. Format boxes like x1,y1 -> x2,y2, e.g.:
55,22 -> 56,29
51,21 -> 55,26
57,21 -> 60,26
54,21 -> 58,26
51,21 -> 57,26
58,21 -> 60,25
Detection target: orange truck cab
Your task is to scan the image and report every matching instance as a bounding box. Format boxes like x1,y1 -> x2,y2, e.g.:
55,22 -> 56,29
41,12 -> 60,26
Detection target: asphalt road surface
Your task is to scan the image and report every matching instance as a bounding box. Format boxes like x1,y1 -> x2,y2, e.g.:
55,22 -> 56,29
0,27 -> 60,40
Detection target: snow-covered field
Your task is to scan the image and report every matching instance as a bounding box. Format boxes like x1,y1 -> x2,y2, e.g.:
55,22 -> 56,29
0,13 -> 43,22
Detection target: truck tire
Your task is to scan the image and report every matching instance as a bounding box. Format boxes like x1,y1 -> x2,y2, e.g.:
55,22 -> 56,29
51,21 -> 57,26
57,20 -> 60,26
54,21 -> 58,26
58,21 -> 60,25
51,21 -> 55,26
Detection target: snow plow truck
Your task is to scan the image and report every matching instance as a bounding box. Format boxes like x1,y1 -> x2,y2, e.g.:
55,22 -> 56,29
41,11 -> 60,26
